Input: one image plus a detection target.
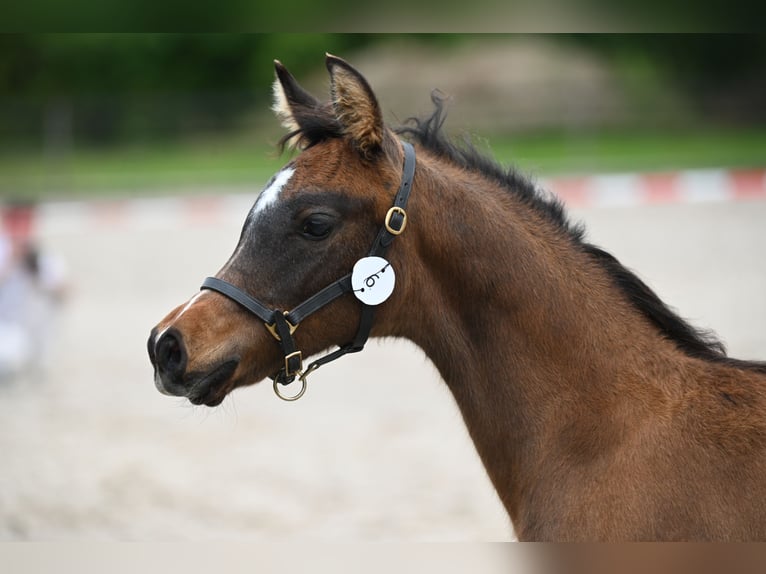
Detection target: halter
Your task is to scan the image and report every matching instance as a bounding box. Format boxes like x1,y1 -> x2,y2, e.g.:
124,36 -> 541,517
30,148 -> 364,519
201,142 -> 416,401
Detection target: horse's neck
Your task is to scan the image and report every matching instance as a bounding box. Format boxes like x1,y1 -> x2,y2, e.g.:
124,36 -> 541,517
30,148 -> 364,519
395,157 -> 682,529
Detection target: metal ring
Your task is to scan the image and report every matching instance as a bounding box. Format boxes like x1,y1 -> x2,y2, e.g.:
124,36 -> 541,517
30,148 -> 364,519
273,377 -> 307,402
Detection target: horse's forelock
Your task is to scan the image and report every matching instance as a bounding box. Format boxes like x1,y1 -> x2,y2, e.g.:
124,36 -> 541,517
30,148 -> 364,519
277,104 -> 343,153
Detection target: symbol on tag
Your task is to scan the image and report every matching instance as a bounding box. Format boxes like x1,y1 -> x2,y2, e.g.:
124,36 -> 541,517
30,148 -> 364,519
351,256 -> 396,305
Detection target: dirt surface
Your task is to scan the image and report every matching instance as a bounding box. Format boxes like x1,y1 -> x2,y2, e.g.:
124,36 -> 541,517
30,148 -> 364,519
1,194 -> 765,541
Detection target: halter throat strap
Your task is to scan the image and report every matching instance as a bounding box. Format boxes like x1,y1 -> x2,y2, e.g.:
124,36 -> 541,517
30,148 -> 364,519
200,141 -> 416,393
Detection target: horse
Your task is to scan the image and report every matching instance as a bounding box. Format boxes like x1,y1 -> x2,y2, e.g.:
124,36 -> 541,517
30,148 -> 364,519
148,54 -> 766,541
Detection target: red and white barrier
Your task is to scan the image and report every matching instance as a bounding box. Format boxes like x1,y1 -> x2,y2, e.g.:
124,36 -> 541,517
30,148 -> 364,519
542,168 -> 766,208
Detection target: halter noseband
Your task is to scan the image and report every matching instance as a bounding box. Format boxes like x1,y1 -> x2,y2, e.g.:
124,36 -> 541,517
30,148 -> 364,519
201,141 -> 416,401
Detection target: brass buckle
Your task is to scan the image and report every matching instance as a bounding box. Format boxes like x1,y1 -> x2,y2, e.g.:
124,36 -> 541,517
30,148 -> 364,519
284,350 -> 303,377
265,313 -> 298,342
384,206 -> 407,235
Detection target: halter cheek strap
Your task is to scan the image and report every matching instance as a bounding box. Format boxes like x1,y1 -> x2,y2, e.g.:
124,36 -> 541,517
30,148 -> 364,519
201,141 -> 416,400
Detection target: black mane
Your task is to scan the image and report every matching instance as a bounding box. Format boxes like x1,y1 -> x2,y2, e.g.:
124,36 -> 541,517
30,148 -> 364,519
397,92 -> 766,372
395,91 -> 584,241
281,91 -> 765,372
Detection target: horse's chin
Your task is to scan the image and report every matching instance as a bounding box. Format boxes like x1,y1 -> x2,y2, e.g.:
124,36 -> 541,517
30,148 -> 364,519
190,393 -> 226,407
184,360 -> 239,407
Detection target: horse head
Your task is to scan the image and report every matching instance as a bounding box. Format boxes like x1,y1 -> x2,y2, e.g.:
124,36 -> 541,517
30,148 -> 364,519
148,55 -> 414,406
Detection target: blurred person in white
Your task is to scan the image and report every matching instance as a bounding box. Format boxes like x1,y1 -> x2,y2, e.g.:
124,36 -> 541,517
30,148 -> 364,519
0,200 -> 68,380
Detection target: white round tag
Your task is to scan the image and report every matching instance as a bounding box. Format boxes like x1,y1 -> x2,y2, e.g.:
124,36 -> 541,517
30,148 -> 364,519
351,256 -> 396,306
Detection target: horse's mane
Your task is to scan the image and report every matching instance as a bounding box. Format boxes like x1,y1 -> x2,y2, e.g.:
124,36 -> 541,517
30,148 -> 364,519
398,92 -> 766,373
280,91 -> 766,373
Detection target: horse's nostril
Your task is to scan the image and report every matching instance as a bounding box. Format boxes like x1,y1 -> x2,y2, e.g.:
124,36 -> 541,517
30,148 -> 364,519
147,328 -> 158,365
154,329 -> 187,380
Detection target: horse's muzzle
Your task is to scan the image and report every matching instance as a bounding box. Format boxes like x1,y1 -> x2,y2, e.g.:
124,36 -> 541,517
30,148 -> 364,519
148,327 -> 237,406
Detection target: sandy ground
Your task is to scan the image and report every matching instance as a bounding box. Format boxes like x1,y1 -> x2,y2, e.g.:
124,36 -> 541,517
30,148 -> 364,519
1,194 -> 765,541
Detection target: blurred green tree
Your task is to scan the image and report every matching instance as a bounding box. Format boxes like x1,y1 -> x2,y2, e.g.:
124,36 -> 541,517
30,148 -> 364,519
1,34 -> 764,147
0,34 -> 374,145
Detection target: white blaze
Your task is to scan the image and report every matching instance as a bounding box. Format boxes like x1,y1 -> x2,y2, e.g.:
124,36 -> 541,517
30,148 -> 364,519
252,167 -> 295,216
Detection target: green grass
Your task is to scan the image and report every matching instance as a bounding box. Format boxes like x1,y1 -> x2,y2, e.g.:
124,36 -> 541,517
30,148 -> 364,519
0,135 -> 287,201
488,129 -> 766,177
1,128 -> 765,201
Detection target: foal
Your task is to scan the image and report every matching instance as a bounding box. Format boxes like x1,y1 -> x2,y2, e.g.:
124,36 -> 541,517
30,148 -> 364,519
149,55 -> 766,541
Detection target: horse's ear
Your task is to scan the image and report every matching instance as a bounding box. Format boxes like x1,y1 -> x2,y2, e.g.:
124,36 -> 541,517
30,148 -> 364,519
272,60 -> 320,135
326,54 -> 384,159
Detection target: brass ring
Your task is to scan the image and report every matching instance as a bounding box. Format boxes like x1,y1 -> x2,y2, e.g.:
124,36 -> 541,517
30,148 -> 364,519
273,377 -> 307,402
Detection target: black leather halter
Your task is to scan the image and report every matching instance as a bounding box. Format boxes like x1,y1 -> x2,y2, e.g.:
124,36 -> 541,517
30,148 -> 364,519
201,142 -> 416,399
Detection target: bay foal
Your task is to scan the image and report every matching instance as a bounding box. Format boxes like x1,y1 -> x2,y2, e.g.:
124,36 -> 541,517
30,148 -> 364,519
149,55 -> 766,540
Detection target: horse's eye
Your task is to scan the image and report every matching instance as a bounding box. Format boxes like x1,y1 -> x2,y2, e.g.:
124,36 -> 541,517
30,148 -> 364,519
301,214 -> 334,240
